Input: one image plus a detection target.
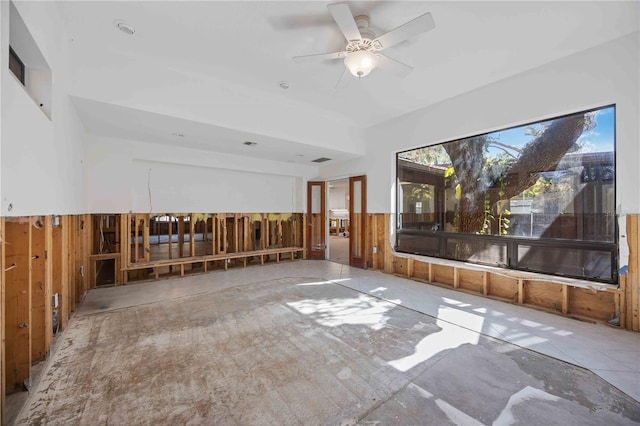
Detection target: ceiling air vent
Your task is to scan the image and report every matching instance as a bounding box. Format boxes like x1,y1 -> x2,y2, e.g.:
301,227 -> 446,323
311,157 -> 331,163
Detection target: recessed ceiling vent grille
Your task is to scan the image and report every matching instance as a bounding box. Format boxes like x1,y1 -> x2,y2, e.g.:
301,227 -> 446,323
311,157 -> 331,163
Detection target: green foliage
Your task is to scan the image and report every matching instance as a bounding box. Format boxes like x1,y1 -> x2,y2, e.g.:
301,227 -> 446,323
444,166 -> 455,178
478,192 -> 493,235
408,184 -> 433,201
499,207 -> 511,235
521,177 -> 552,199
399,145 -> 450,166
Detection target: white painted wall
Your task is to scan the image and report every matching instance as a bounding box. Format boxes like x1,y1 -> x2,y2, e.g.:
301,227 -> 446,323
2,2 -> 636,222
0,1 -> 87,216
321,33 -> 640,217
329,185 -> 347,210
0,1 -> 5,210
85,134 -> 316,214
9,1 -> 52,119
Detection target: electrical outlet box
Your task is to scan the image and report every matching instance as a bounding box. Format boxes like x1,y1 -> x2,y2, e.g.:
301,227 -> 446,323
52,293 -> 59,308
373,246 -> 379,254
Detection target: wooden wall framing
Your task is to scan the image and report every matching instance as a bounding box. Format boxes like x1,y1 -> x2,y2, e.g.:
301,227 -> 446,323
4,220 -> 31,393
0,212 -> 637,424
622,214 -> 639,330
368,213 -> 640,331
114,213 -> 304,283
0,215 -> 90,423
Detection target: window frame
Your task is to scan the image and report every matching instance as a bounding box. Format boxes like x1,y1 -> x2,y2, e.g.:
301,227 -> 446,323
395,105 -> 617,284
9,46 -> 25,85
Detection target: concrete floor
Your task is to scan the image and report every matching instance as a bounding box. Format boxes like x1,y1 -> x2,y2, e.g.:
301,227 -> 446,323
329,235 -> 349,265
15,261 -> 640,425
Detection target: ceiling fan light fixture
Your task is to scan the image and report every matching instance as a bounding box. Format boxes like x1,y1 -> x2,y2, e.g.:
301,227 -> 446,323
344,50 -> 376,78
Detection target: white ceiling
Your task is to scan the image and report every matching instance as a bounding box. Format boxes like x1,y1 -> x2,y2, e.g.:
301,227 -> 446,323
59,1 -> 639,165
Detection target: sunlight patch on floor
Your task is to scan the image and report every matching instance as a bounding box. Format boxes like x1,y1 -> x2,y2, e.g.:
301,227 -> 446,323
493,386 -> 560,426
295,278 -> 352,286
388,306 -> 481,372
287,294 -> 395,330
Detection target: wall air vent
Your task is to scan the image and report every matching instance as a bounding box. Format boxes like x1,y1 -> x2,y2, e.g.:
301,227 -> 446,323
9,46 -> 25,85
311,157 -> 331,163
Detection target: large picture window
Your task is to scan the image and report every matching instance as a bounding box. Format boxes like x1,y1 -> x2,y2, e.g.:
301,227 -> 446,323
396,106 -> 616,283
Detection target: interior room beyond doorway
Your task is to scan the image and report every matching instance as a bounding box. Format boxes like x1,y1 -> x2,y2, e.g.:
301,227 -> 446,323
328,179 -> 349,265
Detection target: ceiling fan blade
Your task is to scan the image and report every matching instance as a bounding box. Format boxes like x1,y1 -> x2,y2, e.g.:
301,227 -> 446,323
327,3 -> 362,42
375,54 -> 413,78
335,68 -> 351,89
374,12 -> 435,50
292,51 -> 347,63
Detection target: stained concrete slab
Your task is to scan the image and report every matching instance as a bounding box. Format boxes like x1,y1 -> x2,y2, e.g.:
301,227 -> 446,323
364,340 -> 639,425
15,276 -> 640,425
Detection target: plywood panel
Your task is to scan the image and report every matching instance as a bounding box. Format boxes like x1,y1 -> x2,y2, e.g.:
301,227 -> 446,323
4,220 -> 31,392
30,224 -> 47,363
383,215 -> 393,273
73,215 -> 85,310
61,216 -> 72,329
374,214 -> 386,270
487,274 -> 518,301
85,214 -> 92,293
568,287 -> 616,322
626,214 -> 639,331
300,215 -> 307,258
413,261 -> 430,281
393,257 -> 408,276
524,280 -> 563,312
1,217 -> 6,418
367,213 -> 380,269
189,215 -> 196,257
458,269 -> 484,294
141,215 -> 150,263
44,217 -> 53,354
71,216 -> 80,312
120,214 -> 131,281
365,214 -> 373,268
432,264 -> 454,286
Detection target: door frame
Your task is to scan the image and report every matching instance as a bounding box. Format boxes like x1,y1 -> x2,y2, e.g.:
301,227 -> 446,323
349,175 -> 367,268
306,181 -> 326,260
307,176 -> 367,267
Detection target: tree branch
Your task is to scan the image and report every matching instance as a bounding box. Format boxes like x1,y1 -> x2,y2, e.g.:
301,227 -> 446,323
496,114 -> 589,200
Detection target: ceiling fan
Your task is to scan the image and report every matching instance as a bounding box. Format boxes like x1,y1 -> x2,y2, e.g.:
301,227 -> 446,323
292,3 -> 435,86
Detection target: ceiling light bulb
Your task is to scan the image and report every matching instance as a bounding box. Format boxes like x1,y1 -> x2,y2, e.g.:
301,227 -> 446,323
344,50 -> 376,78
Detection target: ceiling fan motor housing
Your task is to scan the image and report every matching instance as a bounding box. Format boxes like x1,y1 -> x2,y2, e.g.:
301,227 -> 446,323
346,38 -> 377,54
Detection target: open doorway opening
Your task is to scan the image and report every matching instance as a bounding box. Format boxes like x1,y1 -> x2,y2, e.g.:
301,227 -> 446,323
328,179 -> 350,264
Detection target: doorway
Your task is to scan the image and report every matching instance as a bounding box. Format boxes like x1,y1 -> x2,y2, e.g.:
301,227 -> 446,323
307,175 -> 367,267
328,179 -> 350,265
